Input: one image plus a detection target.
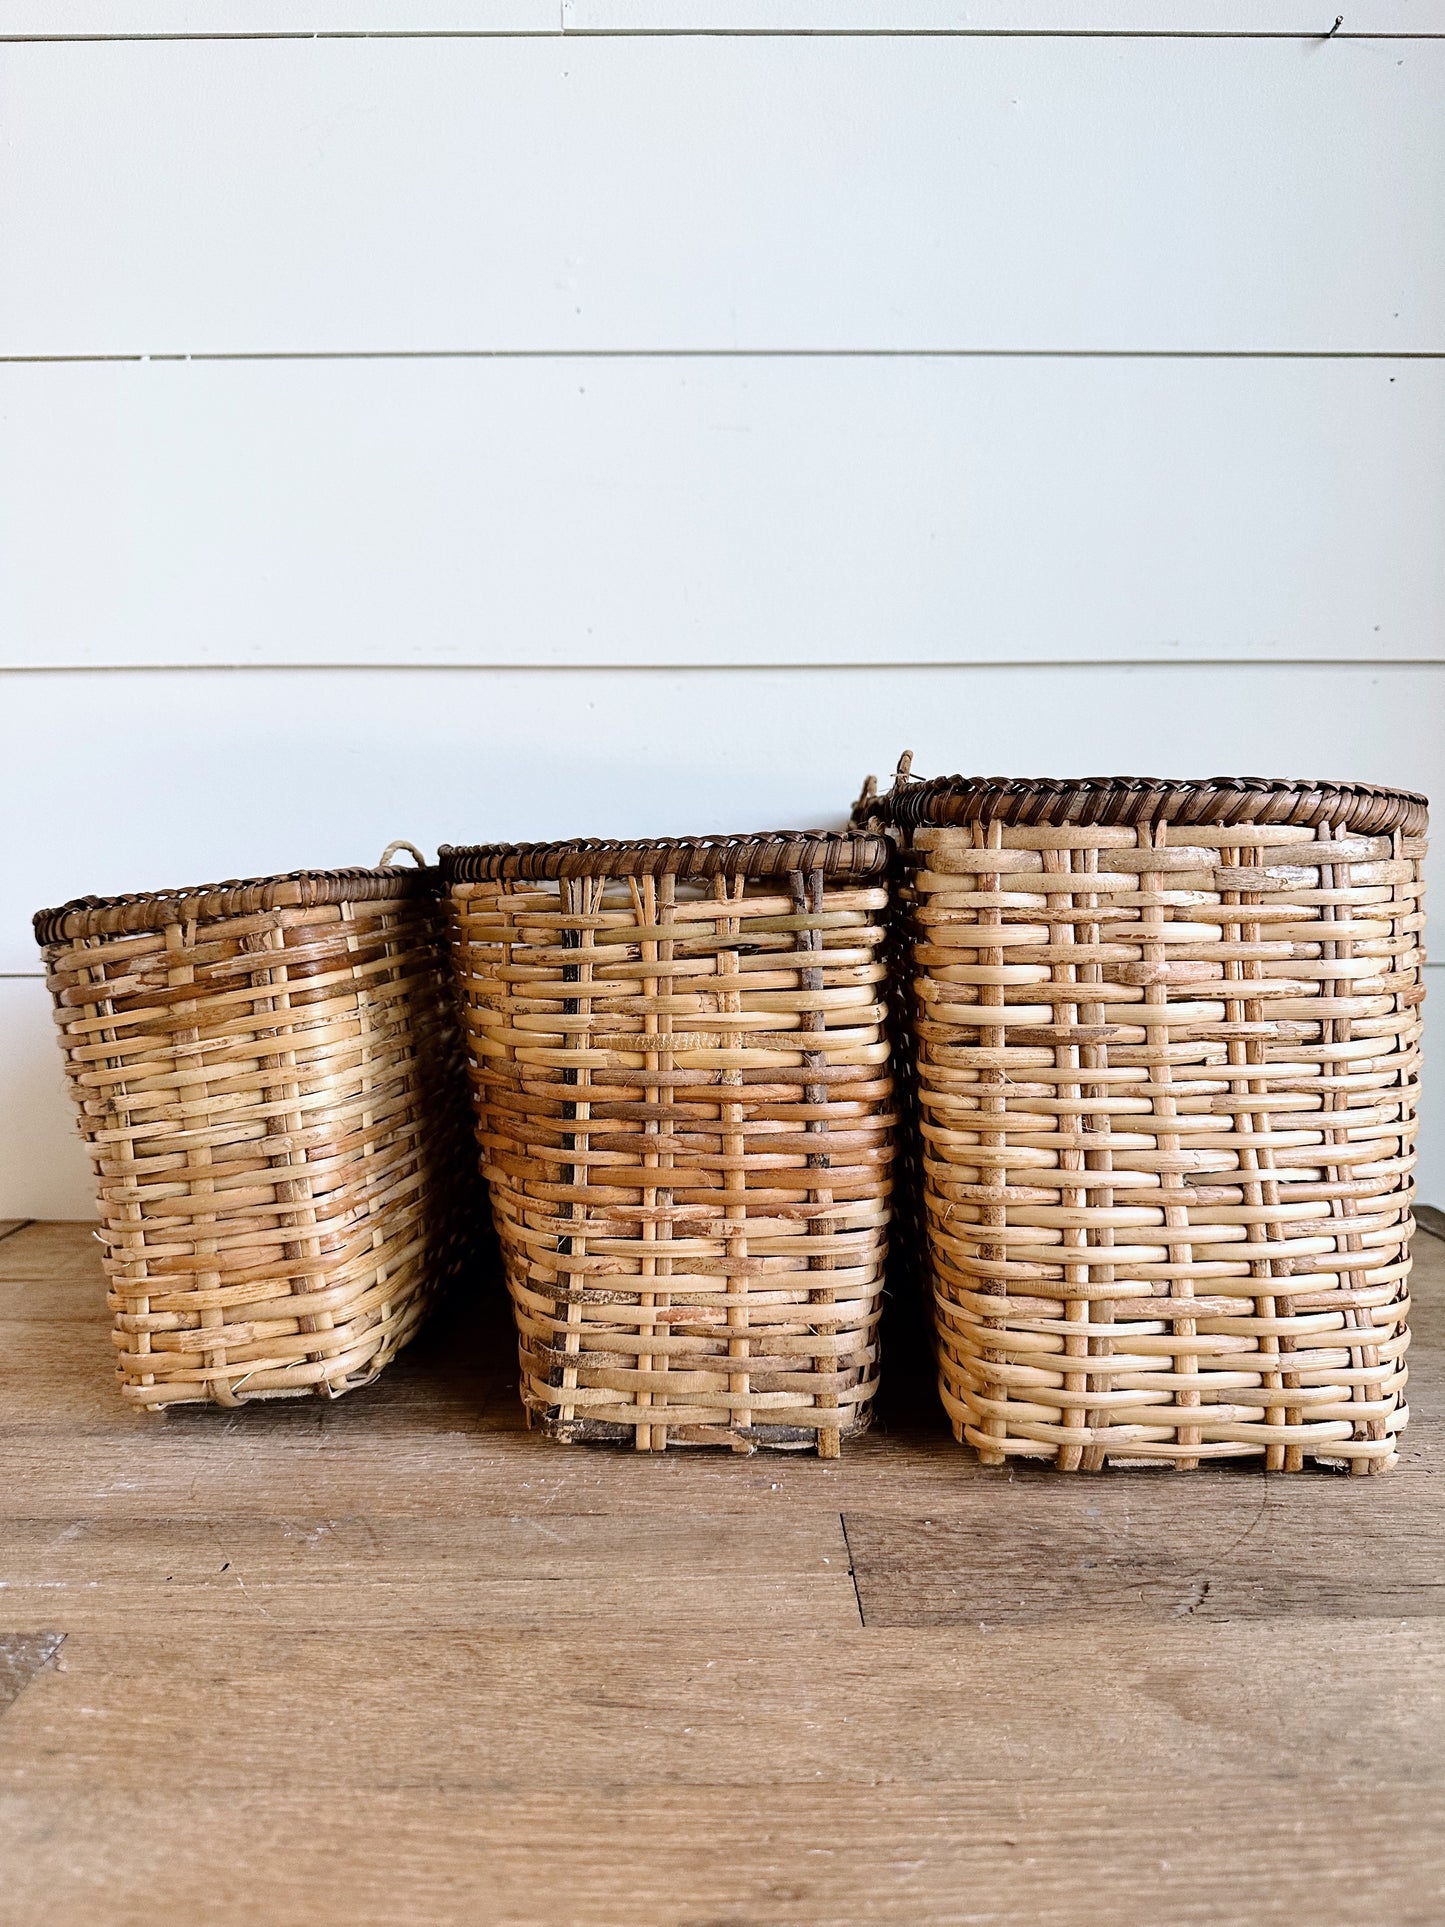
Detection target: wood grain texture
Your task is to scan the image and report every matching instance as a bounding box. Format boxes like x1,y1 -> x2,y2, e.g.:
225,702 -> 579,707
0,1220 -> 1442,1923
845,1485 -> 1445,1623
4,359 -> 1444,671
1,1782 -> 1441,1927
5,38 -> 1442,355
6,1620 -> 1445,1792
0,1514 -> 861,1631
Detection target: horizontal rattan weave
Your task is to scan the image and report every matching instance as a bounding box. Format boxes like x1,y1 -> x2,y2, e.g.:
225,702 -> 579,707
36,859 -> 471,1408
875,769 -> 1427,1472
442,833 -> 894,1454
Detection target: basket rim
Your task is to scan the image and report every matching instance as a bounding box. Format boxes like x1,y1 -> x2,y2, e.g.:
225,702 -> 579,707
34,865 -> 436,947
870,774 -> 1428,839
439,830 -> 892,883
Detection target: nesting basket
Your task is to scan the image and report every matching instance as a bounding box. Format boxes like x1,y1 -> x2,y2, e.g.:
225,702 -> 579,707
876,772 -> 1427,1472
35,851 -> 473,1407
443,832 -> 895,1453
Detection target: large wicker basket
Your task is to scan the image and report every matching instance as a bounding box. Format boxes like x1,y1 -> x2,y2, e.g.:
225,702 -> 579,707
35,849 -> 472,1408
874,771 -> 1427,1473
442,832 -> 895,1454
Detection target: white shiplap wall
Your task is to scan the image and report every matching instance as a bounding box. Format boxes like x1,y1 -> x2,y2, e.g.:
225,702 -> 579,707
1,3 -> 1440,1216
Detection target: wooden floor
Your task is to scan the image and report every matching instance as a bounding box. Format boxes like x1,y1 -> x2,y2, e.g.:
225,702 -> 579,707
1,1220 -> 1443,1927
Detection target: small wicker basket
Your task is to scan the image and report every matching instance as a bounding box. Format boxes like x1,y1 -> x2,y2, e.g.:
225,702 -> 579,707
35,847 -> 472,1408
442,832 -> 895,1454
871,770 -> 1427,1473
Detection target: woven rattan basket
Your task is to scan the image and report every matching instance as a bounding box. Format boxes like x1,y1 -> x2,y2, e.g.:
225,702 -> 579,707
442,832 -> 895,1453
35,846 -> 472,1408
873,770 -> 1427,1473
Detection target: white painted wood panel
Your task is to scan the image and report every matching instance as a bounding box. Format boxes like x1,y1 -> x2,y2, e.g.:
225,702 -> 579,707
7,2 -> 1443,35
1420,985 -> 1445,1213
0,2 -> 559,32
3,660 -> 1439,1216
3,358 -> 1441,670
0,977 -> 95,1222
565,2 -> 1445,29
4,38 -> 1442,355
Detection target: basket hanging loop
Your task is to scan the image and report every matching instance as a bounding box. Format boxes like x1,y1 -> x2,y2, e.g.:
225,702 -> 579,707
377,839 -> 429,869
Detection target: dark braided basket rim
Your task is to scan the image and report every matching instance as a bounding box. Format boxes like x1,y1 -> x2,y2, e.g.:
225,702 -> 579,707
440,831 -> 892,884
34,866 -> 438,947
878,775 -> 1428,840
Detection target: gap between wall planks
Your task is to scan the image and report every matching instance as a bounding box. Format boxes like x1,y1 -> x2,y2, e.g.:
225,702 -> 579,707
1,1218 -> 1443,1925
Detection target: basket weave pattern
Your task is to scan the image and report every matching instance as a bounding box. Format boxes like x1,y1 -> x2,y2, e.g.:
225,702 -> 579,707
444,835 -> 894,1453
37,869 -> 468,1407
895,780 -> 1427,1471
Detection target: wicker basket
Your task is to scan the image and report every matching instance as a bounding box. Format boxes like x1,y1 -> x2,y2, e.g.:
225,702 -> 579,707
874,771 -> 1427,1473
35,846 -> 473,1408
442,832 -> 895,1454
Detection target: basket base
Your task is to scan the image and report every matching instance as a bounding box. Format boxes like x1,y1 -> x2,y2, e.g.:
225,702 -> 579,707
527,1410 -> 872,1454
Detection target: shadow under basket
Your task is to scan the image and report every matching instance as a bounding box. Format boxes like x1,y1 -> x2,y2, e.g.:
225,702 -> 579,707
34,854 -> 473,1409
442,832 -> 896,1454
872,772 -> 1428,1474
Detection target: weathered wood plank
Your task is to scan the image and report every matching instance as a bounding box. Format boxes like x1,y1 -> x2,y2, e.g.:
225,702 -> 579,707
2,1779 -> 1443,1927
0,1315 -> 516,1434
0,1222 -> 91,1276
0,1222 -> 102,1321
0,1514 -> 858,1632
3,1622 -> 1441,1793
846,1482 -> 1445,1626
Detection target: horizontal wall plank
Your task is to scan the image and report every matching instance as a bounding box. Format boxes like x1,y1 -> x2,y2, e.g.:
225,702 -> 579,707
0,2 -> 559,32
2,39 -> 1442,355
2,358 -> 1442,670
3,660 -> 1439,1217
0,979 -> 94,1222
567,3 -> 1445,30
8,3 -> 1445,33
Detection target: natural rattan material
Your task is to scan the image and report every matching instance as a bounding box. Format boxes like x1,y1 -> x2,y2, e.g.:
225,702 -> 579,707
36,858 -> 472,1408
874,768 -> 1426,1472
442,833 -> 895,1454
